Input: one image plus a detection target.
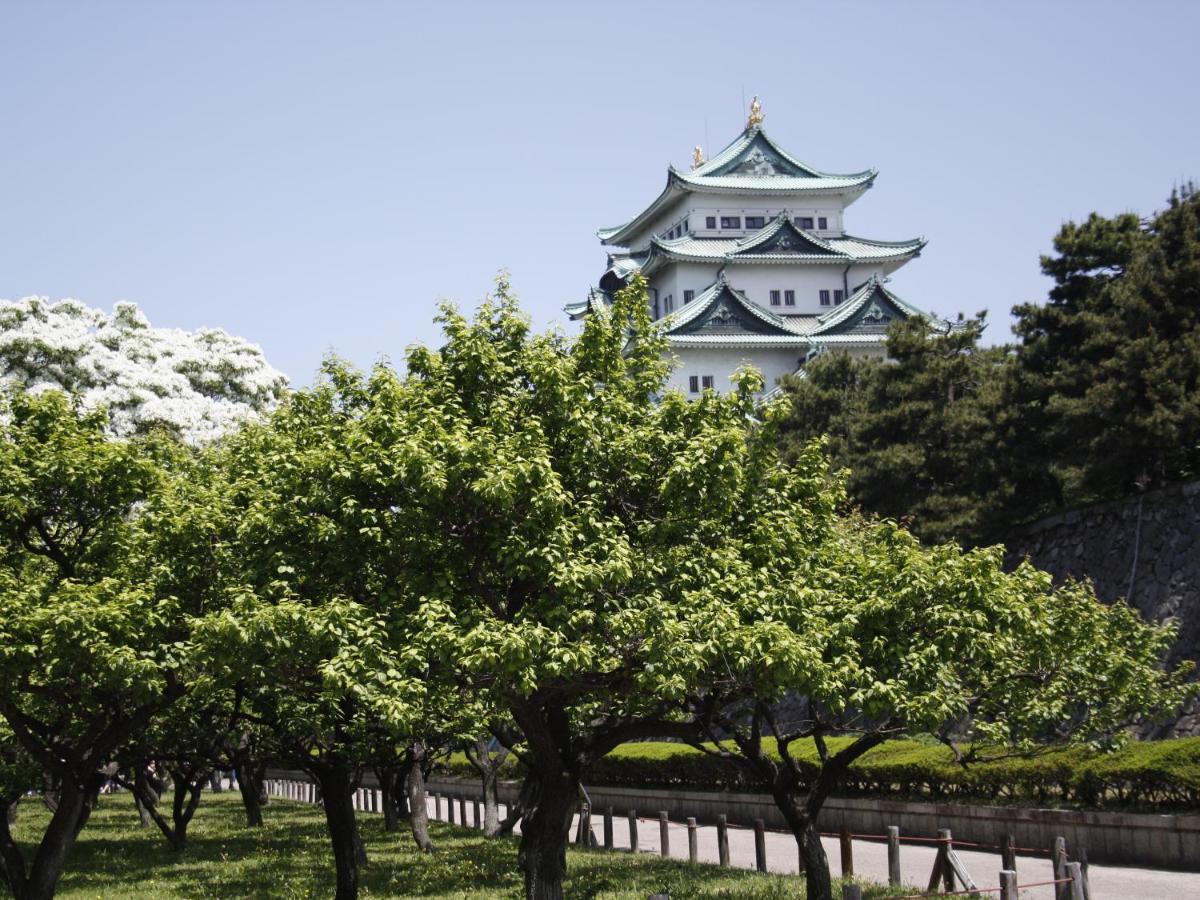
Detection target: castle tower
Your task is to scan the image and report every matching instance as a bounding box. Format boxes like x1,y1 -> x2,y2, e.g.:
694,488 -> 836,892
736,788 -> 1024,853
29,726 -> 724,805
567,97 -> 948,397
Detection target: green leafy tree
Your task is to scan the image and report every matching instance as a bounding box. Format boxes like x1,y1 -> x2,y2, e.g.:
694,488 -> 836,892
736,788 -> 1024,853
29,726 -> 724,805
396,275 -> 841,900
204,365 -> 440,900
687,500 -> 1193,900
0,389 -> 223,900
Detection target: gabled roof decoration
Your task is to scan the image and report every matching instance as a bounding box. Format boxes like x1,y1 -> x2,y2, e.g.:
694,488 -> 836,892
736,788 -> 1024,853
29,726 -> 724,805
809,274 -> 944,336
661,274 -> 796,338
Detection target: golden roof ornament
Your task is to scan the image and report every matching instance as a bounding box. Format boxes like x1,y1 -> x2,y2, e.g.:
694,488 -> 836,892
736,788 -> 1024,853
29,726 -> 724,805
691,145 -> 705,170
747,95 -> 764,129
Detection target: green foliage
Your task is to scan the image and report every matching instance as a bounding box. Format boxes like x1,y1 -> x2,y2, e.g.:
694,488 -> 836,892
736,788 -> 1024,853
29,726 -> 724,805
440,737 -> 1199,811
779,318 -> 1013,545
0,389 -> 205,760
1011,184 -> 1200,501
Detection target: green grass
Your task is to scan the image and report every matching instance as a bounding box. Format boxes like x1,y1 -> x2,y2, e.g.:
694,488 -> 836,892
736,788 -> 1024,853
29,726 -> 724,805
8,793 -> 903,899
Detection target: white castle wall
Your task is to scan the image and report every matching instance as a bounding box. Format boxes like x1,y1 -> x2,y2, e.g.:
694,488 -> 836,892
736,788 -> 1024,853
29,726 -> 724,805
663,346 -> 804,397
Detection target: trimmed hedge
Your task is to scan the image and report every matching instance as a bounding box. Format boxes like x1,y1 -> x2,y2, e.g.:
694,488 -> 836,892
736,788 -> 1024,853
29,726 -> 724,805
433,737 -> 1200,812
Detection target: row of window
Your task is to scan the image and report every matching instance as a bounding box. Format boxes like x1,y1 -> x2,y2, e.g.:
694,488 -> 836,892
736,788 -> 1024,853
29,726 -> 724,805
688,375 -> 715,393
768,289 -> 845,308
703,215 -> 829,231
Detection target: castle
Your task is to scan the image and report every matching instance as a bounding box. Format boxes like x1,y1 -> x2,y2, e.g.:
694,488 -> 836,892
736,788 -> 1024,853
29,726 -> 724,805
567,98 -> 949,397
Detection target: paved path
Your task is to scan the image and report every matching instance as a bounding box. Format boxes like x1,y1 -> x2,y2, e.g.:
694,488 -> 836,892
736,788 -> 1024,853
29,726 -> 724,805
422,795 -> 1200,900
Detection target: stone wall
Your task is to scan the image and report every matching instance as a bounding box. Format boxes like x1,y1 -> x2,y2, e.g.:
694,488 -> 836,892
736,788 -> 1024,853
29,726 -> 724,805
424,776 -> 1200,870
1002,480 -> 1200,736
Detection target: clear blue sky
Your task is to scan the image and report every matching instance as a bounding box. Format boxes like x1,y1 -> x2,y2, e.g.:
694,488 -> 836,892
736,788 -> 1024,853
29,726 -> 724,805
2,1 -> 1197,384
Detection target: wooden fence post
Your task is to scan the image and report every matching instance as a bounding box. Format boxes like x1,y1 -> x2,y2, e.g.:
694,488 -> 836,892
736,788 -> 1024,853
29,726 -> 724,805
717,814 -> 730,868
458,796 -> 466,827
473,798 -> 481,829
1000,869 -> 1018,900
434,793 -> 442,821
1053,836 -> 1068,900
628,809 -> 638,853
839,824 -> 853,877
1066,861 -> 1086,900
887,825 -> 901,886
659,811 -> 670,858
603,807 -> 613,850
754,819 -> 767,873
1001,833 -> 1016,876
686,817 -> 697,863
448,794 -> 456,824
1079,848 -> 1092,900
941,829 -> 955,892
842,884 -> 862,900
577,803 -> 591,846
927,828 -> 953,893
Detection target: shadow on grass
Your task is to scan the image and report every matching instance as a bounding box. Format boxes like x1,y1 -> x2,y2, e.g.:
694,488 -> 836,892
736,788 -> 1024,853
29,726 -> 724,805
10,793 -> 892,899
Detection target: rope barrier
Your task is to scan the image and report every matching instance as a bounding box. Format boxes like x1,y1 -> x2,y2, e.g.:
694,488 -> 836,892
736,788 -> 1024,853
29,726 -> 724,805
889,876 -> 1074,899
821,830 -> 1050,854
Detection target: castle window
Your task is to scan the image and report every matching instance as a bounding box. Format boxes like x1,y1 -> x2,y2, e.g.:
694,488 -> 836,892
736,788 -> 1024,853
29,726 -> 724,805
834,289 -> 845,305
689,375 -> 699,393
665,294 -> 673,313
818,217 -> 828,230
706,216 -> 716,228
819,290 -> 832,306
701,375 -> 715,390
770,290 -> 781,306
745,216 -> 765,229
720,216 -> 741,229
784,290 -> 795,307
797,216 -> 815,229
683,290 -> 694,304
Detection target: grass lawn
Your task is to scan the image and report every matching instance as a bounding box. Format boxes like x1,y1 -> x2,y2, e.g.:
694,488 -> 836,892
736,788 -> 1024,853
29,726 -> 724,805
9,792 -> 902,898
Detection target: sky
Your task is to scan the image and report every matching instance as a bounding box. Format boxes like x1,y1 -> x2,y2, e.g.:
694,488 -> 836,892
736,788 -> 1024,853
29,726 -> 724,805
2,0 -> 1197,385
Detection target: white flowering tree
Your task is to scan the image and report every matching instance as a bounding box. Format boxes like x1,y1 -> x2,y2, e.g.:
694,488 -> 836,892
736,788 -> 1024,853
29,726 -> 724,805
0,297 -> 288,442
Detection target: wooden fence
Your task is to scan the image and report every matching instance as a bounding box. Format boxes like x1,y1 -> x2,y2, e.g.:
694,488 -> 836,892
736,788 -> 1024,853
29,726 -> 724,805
264,777 -> 1094,898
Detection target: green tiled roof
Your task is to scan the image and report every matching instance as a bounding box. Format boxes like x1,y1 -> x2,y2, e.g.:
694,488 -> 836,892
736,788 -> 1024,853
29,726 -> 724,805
648,214 -> 924,266
809,273 -> 942,336
598,126 -> 876,247
661,274 -> 796,337
691,127 -> 874,183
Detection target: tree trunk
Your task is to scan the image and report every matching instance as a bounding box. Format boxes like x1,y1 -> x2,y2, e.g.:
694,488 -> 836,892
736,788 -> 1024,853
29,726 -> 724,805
313,765 -> 364,900
234,754 -> 264,827
516,767 -> 578,900
132,766 -> 165,829
0,798 -> 27,899
168,771 -> 205,850
404,751 -> 434,853
771,786 -> 834,900
466,736 -> 509,838
376,766 -> 400,833
481,765 -> 501,837
15,776 -> 99,900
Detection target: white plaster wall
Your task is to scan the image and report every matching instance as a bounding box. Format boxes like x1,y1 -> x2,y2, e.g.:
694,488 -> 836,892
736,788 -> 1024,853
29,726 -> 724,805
663,346 -> 805,397
684,203 -> 844,239
623,189 -> 858,249
648,263 -> 715,318
721,264 -> 887,315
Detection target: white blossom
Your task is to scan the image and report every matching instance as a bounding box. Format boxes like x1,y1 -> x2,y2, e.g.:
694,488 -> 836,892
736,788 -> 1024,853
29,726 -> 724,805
0,296 -> 288,443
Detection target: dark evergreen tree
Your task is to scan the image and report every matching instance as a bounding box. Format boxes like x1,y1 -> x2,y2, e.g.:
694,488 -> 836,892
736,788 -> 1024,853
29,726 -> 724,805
1011,185 -> 1200,501
779,317 -> 1010,545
